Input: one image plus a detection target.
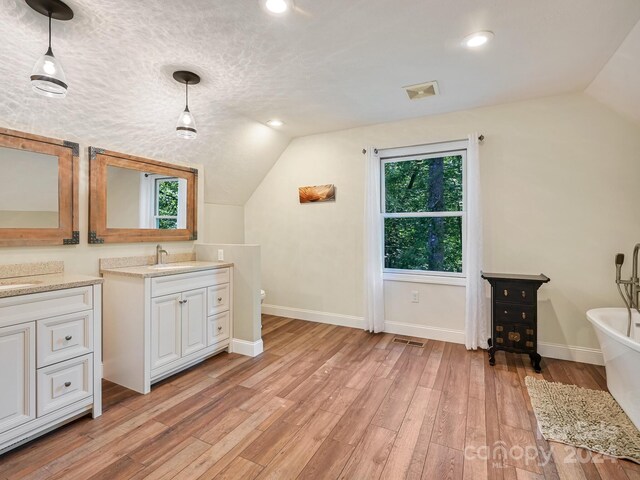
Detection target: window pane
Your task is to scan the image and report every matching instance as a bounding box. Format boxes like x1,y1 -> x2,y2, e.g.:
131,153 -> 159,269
157,218 -> 178,229
384,155 -> 462,213
157,180 -> 179,216
384,217 -> 462,273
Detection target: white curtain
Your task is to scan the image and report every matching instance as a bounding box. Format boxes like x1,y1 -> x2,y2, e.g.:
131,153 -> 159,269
364,147 -> 385,333
465,134 -> 488,349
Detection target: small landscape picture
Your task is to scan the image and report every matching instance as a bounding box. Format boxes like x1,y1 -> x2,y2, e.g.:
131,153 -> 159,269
298,184 -> 336,203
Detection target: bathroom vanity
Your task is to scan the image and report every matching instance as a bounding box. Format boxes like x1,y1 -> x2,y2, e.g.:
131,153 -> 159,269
101,258 -> 233,394
0,263 -> 102,453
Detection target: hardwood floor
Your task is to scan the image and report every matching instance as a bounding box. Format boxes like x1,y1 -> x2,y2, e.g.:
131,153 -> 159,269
1,315 -> 639,479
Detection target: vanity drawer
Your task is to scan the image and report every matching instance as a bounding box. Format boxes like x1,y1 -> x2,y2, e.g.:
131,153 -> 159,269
207,284 -> 230,316
493,282 -> 536,305
37,354 -> 93,417
152,268 -> 230,297
495,303 -> 535,324
37,311 -> 93,368
0,286 -> 93,328
208,311 -> 230,346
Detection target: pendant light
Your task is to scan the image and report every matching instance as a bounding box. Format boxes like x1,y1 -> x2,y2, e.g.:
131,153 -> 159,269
173,71 -> 200,140
26,0 -> 74,98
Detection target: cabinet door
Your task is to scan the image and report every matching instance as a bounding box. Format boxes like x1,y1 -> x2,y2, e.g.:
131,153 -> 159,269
181,288 -> 207,357
151,294 -> 181,371
0,323 -> 35,434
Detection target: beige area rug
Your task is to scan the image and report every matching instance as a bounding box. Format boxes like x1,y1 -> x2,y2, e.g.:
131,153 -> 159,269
525,376 -> 640,463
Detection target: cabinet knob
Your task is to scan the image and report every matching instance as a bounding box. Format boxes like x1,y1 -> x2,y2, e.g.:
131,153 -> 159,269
521,290 -> 526,298
521,312 -> 526,320
217,326 -> 223,331
64,381 -> 71,387
503,289 -> 508,296
217,297 -> 223,302
65,335 -> 72,341
504,310 -> 508,315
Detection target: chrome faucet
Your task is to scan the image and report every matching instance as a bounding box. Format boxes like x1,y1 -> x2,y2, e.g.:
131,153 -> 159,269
156,244 -> 168,265
614,243 -> 640,336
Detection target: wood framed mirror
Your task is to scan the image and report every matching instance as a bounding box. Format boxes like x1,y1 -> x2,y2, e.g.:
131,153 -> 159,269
0,128 -> 79,246
88,148 -> 197,244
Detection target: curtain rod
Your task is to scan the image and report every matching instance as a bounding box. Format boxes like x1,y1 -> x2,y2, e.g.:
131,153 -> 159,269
362,134 -> 484,155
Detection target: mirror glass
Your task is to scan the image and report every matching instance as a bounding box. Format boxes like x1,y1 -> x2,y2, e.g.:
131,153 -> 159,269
106,165 -> 188,229
0,147 -> 59,228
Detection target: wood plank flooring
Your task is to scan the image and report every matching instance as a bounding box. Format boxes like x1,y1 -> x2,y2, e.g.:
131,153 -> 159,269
1,315 -> 639,480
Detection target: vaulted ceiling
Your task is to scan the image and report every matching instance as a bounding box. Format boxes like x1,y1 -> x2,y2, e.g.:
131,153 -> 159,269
1,0 -> 638,205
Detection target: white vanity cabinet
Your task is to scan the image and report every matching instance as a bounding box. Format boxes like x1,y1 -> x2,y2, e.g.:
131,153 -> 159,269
102,265 -> 233,394
0,284 -> 102,454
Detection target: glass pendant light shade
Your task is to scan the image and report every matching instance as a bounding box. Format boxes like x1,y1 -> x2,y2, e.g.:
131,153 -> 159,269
173,71 -> 200,140
176,107 -> 197,139
31,47 -> 68,98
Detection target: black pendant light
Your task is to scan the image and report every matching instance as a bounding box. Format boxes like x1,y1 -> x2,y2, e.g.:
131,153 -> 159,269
26,0 -> 74,98
173,71 -> 200,140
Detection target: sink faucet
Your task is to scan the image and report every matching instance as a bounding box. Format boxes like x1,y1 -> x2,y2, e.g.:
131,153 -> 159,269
156,244 -> 168,265
614,243 -> 640,336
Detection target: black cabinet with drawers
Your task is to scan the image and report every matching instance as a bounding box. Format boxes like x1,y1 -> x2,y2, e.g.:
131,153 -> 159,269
481,272 -> 550,373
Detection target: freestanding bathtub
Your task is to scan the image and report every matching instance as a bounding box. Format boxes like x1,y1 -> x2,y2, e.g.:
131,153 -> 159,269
587,308 -> 640,429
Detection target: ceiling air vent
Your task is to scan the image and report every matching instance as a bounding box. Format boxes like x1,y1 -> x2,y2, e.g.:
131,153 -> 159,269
404,81 -> 439,100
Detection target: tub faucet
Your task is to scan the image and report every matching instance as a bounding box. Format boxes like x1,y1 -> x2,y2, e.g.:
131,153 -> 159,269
156,244 -> 168,265
614,244 -> 640,336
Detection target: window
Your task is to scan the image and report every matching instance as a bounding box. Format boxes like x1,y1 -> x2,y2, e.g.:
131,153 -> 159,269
138,174 -> 187,230
381,142 -> 466,277
154,177 -> 180,229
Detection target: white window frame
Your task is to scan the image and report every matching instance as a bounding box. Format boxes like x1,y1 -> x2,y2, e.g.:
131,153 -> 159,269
379,140 -> 467,286
139,174 -> 187,229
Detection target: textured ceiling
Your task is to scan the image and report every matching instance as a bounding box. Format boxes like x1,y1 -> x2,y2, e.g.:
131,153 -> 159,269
586,18 -> 640,125
0,0 -> 639,205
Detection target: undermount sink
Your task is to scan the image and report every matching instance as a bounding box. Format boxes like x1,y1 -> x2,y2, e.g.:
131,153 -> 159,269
0,282 -> 40,290
147,264 -> 195,270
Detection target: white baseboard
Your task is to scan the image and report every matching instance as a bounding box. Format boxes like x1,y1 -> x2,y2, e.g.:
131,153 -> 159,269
261,304 -> 364,329
232,338 -> 264,357
538,341 -> 603,366
384,320 -> 465,345
261,304 -> 604,365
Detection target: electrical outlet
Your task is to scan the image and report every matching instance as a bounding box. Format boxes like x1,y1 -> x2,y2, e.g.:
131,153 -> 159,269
411,290 -> 419,303
217,249 -> 224,261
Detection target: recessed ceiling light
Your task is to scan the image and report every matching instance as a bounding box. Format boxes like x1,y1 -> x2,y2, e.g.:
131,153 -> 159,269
262,0 -> 291,14
464,31 -> 494,48
267,119 -> 284,127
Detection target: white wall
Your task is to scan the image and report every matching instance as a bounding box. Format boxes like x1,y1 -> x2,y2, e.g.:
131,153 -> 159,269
246,93 -> 640,354
203,204 -> 245,244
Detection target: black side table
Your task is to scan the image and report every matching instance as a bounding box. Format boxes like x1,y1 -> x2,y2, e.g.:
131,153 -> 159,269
481,272 -> 550,373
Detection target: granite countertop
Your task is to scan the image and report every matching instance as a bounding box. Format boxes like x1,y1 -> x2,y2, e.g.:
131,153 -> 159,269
0,272 -> 103,299
100,261 -> 233,278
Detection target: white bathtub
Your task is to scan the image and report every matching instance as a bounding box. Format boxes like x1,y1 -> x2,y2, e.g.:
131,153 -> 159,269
587,307 -> 640,429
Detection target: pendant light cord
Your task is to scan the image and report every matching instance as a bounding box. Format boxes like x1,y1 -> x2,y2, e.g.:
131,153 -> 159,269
46,12 -> 53,55
185,81 -> 190,110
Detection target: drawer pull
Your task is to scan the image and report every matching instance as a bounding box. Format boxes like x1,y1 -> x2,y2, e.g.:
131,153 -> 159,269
496,337 -> 504,344
504,310 -> 508,315
218,297 -> 223,302
526,341 -> 534,348
496,326 -> 503,332
521,312 -> 526,320
503,289 -> 508,297
521,290 -> 526,298
64,381 -> 71,387
217,325 -> 223,332
179,300 -> 189,304
526,328 -> 534,336
65,335 -> 73,341
508,332 -> 521,343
